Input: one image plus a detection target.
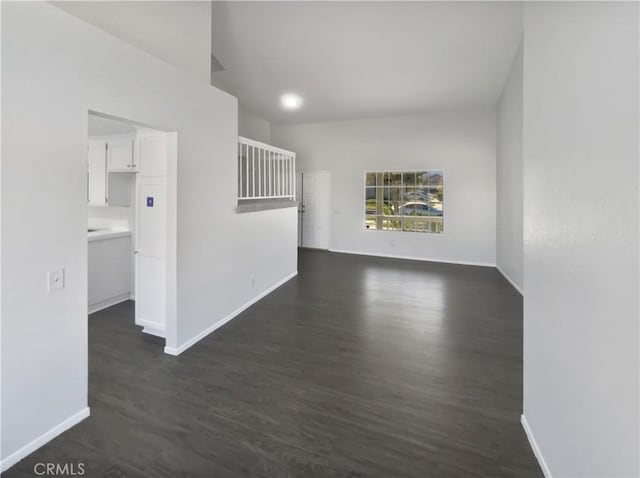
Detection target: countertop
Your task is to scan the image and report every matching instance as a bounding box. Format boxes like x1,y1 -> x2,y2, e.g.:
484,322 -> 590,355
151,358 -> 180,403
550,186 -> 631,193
88,229 -> 132,242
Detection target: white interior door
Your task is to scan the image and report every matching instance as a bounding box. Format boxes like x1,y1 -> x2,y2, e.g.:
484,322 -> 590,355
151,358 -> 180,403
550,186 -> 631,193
299,171 -> 330,249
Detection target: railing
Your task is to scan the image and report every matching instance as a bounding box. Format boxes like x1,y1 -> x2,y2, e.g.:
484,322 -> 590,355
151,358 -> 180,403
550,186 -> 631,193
238,136 -> 296,201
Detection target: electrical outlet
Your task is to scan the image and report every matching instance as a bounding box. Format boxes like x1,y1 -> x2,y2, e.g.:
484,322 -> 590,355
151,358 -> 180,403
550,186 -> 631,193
47,268 -> 65,291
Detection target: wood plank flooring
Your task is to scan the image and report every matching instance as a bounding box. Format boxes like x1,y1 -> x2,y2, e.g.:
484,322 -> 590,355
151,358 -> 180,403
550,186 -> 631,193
4,250 -> 541,477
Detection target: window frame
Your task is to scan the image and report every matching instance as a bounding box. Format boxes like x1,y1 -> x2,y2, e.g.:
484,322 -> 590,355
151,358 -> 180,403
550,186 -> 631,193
363,170 -> 445,234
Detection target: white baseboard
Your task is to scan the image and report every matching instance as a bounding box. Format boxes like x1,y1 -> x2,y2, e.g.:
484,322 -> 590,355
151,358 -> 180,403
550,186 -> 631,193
521,414 -> 552,478
497,265 -> 524,295
164,271 -> 298,356
88,293 -> 130,314
327,248 -> 496,268
0,407 -> 90,473
136,318 -> 166,338
141,326 -> 165,338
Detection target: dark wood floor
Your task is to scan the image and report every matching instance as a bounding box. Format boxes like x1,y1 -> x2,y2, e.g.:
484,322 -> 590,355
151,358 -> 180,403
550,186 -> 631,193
5,250 -> 541,478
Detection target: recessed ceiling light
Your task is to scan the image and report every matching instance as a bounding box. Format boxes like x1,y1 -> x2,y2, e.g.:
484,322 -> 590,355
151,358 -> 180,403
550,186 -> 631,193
281,93 -> 302,110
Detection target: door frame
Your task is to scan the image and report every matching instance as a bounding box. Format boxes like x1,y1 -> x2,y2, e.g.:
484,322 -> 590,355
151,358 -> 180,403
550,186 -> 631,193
86,111 -> 178,351
296,169 -> 331,250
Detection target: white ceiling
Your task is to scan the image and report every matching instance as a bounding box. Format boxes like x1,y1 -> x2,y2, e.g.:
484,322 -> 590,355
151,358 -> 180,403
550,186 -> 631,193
54,1 -> 212,82
212,1 -> 523,125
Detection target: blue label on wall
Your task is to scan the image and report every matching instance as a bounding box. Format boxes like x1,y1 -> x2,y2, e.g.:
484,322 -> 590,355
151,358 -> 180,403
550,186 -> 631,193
147,197 -> 154,207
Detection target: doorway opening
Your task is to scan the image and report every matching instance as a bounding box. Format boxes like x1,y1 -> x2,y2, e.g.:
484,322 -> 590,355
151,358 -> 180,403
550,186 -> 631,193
87,111 -> 176,343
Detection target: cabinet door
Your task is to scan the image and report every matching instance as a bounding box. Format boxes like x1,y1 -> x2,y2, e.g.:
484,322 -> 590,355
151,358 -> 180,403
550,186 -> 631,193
88,236 -> 132,310
107,138 -> 134,171
137,133 -> 167,177
88,140 -> 107,206
135,178 -> 167,336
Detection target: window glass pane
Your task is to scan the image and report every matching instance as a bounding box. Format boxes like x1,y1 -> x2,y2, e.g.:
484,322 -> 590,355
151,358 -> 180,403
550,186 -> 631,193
417,171 -> 429,187
366,172 -> 377,186
384,172 -> 402,186
388,187 -> 402,201
428,170 -> 444,212
379,200 -> 392,216
403,172 -> 416,186
413,217 -> 430,232
413,186 -> 428,200
365,215 -> 378,230
413,202 -> 430,216
388,187 -> 402,214
365,197 -> 376,216
389,200 -> 403,216
403,216 -> 412,231
365,187 -> 376,201
427,170 -> 444,186
404,216 -> 428,232
401,201 -> 415,217
403,187 -> 420,202
382,216 -> 402,231
380,187 -> 387,206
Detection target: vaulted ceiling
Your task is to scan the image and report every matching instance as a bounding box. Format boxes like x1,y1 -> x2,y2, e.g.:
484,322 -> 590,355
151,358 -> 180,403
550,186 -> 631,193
211,1 -> 523,124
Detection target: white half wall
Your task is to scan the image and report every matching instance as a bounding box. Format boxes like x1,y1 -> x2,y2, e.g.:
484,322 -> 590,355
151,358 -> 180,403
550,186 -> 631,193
522,3 -> 639,477
272,110 -> 497,265
496,44 -> 523,292
238,107 -> 271,144
1,1 -> 297,469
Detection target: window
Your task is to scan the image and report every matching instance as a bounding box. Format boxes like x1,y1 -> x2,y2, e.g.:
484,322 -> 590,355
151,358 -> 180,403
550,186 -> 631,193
365,170 -> 444,233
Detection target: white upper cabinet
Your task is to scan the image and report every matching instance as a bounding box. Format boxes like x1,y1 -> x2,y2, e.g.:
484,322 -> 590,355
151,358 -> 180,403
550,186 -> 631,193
107,137 -> 136,171
88,140 -> 107,206
137,133 -> 167,177
88,136 -> 134,207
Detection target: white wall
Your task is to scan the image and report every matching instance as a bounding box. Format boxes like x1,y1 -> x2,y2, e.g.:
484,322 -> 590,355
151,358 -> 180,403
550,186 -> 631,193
272,110 -> 497,265
1,2 -> 297,469
496,45 -> 523,292
238,107 -> 271,144
522,3 -> 639,477
53,1 -> 212,83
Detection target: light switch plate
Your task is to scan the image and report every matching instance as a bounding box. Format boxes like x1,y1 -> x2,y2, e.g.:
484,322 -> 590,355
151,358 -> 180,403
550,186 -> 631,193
48,268 -> 65,291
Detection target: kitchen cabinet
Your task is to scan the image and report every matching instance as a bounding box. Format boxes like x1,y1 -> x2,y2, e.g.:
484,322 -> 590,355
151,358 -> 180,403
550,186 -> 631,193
88,137 -> 135,207
134,131 -> 169,338
136,133 -> 166,176
88,232 -> 132,313
107,137 -> 137,172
